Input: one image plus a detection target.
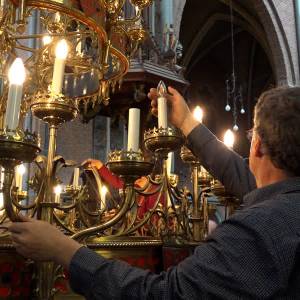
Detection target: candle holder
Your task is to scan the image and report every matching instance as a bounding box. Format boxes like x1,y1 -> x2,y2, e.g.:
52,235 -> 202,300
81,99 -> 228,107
107,150 -> 154,184
0,129 -> 40,221
0,129 -> 41,168
30,92 -> 78,126
180,145 -> 199,165
144,127 -> 184,158
180,145 -> 213,242
211,179 -> 241,219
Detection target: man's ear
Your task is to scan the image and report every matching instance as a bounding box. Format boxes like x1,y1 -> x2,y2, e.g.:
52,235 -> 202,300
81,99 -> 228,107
252,135 -> 264,158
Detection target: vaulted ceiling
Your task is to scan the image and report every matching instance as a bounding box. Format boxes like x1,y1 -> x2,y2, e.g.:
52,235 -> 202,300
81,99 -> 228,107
179,0 -> 275,156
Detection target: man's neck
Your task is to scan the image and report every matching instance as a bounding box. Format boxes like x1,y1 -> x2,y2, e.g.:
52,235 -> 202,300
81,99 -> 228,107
256,159 -> 289,188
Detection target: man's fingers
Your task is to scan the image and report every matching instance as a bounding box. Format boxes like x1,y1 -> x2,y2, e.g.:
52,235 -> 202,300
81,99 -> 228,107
10,232 -> 26,245
7,222 -> 28,234
167,86 -> 180,97
18,213 -> 32,222
151,99 -> 157,108
151,108 -> 158,117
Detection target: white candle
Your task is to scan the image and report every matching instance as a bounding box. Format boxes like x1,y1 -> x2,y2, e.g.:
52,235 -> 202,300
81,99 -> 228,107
0,167 -> 4,190
15,164 -> 26,191
4,58 -> 26,130
157,81 -> 168,129
51,39 -> 68,95
127,108 -> 140,152
73,167 -> 80,189
166,152 -> 174,176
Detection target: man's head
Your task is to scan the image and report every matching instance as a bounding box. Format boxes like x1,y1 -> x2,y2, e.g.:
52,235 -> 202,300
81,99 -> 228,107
249,87 -> 300,185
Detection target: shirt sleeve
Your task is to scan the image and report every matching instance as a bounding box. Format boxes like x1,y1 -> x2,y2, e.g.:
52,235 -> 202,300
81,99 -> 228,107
187,124 -> 256,200
69,208 -> 282,299
98,165 -> 124,189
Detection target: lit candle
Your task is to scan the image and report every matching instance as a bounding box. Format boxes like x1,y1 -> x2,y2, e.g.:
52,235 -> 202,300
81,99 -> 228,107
15,164 -> 26,191
100,185 -> 107,206
193,106 -> 203,123
4,58 -> 26,130
51,39 -> 68,95
224,129 -> 235,149
157,81 -> 168,129
42,35 -> 52,46
73,167 -> 80,189
127,108 -> 140,152
54,184 -> 62,204
0,167 -> 4,190
166,152 -> 174,176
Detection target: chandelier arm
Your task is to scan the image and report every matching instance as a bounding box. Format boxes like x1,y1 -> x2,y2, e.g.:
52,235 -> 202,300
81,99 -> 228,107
53,211 -> 76,234
26,1 -> 108,42
71,185 -> 134,241
119,181 -> 166,236
2,168 -> 20,222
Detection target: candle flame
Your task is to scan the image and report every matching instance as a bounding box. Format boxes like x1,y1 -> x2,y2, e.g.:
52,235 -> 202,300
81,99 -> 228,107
8,58 -> 26,85
54,184 -> 62,195
224,129 -> 235,148
101,185 -> 108,197
157,80 -> 167,97
193,106 -> 203,123
16,164 -> 26,175
43,35 -> 52,45
55,39 -> 68,59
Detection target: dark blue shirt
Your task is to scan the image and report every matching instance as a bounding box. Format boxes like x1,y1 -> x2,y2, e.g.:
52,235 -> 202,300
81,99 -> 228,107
69,124 -> 300,299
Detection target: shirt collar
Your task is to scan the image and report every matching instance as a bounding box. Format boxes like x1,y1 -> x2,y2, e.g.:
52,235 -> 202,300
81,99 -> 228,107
243,177 -> 300,207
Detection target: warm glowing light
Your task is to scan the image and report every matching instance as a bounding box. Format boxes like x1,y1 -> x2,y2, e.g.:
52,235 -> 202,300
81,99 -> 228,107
55,39 -> 68,59
101,185 -> 108,197
43,35 -> 52,45
224,129 -> 235,148
0,193 -> 3,209
8,58 -> 26,85
193,106 -> 203,123
54,184 -> 62,195
16,164 -> 26,175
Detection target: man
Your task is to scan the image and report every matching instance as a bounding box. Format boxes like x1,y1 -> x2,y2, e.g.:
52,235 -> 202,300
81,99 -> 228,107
8,86 -> 300,299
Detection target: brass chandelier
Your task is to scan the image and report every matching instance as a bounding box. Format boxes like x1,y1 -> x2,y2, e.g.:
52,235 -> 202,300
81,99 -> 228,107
0,1 -> 242,299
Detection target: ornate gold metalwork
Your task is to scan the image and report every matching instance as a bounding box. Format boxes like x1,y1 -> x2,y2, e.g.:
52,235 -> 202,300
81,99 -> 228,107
144,127 -> 184,157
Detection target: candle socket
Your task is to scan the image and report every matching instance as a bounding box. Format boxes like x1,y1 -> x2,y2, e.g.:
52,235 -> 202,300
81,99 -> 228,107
144,126 -> 184,158
107,149 -> 154,185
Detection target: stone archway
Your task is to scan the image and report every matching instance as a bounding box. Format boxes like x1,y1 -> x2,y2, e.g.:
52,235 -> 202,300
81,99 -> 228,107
251,0 -> 299,86
180,0 -> 299,86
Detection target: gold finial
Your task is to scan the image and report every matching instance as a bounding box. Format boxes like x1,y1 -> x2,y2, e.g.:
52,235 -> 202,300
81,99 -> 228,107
157,80 -> 167,97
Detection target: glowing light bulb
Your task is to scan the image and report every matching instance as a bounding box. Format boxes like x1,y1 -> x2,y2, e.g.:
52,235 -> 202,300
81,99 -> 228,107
55,39 -> 68,59
233,124 -> 239,131
240,108 -> 245,114
225,104 -> 231,112
8,58 -> 26,85
43,35 -> 52,45
224,129 -> 235,149
193,106 -> 203,123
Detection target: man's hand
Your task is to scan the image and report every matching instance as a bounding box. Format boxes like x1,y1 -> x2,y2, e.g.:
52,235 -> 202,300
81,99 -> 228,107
7,214 -> 82,268
148,86 -> 199,136
81,159 -> 103,170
